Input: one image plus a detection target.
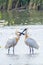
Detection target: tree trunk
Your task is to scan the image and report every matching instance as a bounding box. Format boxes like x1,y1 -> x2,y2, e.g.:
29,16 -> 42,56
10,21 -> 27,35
29,2 -> 34,10
8,0 -> 12,10
15,0 -> 19,9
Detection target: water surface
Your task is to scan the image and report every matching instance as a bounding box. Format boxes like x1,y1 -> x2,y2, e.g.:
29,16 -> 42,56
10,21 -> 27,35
0,25 -> 43,65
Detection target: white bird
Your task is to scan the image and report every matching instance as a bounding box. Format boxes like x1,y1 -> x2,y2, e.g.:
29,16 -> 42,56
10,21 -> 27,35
23,28 -> 39,54
5,30 -> 21,54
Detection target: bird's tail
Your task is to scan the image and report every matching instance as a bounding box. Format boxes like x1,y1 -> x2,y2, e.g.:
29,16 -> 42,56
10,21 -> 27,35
37,45 -> 39,49
35,44 -> 39,49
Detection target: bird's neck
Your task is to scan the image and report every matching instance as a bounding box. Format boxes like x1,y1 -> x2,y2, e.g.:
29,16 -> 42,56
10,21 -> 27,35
25,34 -> 28,39
16,36 -> 20,42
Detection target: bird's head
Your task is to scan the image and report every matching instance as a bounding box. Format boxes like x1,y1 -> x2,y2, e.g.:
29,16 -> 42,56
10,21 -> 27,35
15,31 -> 19,36
15,30 -> 22,36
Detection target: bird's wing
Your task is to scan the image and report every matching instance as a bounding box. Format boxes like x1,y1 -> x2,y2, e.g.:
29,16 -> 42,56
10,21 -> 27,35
25,38 -> 39,49
5,38 -> 17,48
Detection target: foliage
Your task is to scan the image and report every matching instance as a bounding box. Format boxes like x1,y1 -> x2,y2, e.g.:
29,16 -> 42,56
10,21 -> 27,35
0,11 -> 2,19
0,0 -> 43,25
0,10 -> 43,25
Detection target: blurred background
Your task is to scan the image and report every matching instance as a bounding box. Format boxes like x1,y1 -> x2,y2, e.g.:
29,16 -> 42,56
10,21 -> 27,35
0,0 -> 43,26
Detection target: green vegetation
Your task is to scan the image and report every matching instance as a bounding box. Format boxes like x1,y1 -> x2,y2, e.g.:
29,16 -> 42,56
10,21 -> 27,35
0,0 -> 43,25
0,10 -> 43,25
0,11 -> 2,19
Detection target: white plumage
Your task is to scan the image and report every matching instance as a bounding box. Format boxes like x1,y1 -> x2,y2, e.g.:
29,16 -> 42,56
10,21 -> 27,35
5,31 -> 21,54
5,38 -> 17,49
25,38 -> 39,49
23,28 -> 39,54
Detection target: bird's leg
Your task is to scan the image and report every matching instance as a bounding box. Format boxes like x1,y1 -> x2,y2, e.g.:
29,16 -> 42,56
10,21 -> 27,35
32,48 -> 34,54
30,47 -> 31,54
13,46 -> 14,55
8,48 -> 10,54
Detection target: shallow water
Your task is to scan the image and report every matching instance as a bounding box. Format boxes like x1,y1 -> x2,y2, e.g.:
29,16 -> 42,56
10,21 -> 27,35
0,25 -> 43,65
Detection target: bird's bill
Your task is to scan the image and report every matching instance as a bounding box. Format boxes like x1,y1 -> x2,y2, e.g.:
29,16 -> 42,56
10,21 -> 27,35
18,28 -> 28,35
23,28 -> 28,32
15,28 -> 28,36
18,32 -> 25,36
